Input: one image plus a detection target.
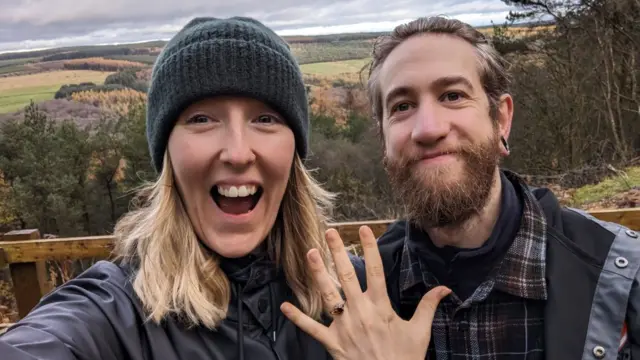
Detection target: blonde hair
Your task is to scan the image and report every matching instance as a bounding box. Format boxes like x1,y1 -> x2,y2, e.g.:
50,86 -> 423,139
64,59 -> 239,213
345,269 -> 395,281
365,16 -> 511,126
112,151 -> 336,328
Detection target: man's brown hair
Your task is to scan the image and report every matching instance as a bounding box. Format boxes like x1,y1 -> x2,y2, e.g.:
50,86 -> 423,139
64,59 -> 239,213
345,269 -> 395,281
365,16 -> 512,126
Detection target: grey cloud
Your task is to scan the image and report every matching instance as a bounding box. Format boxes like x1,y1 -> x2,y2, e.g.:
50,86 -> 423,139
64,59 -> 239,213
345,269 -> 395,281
0,0 -> 512,52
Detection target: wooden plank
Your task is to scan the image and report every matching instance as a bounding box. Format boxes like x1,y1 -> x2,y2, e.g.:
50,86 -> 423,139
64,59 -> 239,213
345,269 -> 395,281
0,248 -> 7,268
2,230 -> 56,319
0,235 -> 115,264
9,262 -> 42,319
588,208 -> 640,230
330,219 -> 395,245
3,229 -> 39,239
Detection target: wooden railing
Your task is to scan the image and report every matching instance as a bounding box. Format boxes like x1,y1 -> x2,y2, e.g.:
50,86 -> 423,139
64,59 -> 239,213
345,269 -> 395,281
1,208 -> 639,319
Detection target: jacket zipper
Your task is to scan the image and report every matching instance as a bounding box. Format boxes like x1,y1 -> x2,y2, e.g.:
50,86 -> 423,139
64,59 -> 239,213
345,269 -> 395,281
269,282 -> 282,360
237,282 -> 245,360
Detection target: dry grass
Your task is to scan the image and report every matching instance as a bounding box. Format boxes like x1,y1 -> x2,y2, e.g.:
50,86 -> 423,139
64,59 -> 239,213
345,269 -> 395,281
300,58 -> 371,76
478,24 -> 556,37
71,88 -> 147,116
0,272 -> 18,325
0,70 -> 111,92
0,70 -> 112,113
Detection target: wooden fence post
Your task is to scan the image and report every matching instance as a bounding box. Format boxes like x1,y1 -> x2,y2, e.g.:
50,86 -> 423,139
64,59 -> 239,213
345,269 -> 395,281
3,229 -> 53,318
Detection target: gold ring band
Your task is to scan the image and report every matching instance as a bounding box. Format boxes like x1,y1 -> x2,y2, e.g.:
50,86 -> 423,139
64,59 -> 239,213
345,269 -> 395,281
330,301 -> 345,315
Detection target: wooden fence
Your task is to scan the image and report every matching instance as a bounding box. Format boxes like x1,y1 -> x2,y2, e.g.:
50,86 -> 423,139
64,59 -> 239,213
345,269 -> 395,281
1,208 -> 640,320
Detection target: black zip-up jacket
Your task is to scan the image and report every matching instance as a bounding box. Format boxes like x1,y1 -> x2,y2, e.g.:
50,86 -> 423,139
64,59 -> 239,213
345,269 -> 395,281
352,182 -> 640,359
0,252 -> 332,360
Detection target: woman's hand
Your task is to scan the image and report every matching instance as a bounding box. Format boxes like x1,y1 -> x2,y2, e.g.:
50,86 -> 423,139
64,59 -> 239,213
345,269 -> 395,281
280,225 -> 451,360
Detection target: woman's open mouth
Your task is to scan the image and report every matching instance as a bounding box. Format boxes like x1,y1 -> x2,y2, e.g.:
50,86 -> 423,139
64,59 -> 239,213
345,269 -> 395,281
210,184 -> 263,215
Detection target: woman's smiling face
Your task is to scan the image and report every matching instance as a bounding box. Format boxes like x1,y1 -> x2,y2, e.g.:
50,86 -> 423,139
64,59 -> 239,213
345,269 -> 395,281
168,96 -> 295,258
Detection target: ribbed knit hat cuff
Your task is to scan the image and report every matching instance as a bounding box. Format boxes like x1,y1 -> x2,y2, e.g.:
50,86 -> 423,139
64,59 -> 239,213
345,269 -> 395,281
147,38 -> 308,172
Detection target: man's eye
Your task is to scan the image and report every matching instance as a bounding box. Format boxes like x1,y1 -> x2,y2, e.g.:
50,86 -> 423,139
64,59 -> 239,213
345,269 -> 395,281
443,92 -> 463,102
392,102 -> 412,113
397,103 -> 411,111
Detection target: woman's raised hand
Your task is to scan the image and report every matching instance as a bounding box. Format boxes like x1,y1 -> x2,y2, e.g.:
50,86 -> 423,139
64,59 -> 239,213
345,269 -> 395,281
281,225 -> 451,360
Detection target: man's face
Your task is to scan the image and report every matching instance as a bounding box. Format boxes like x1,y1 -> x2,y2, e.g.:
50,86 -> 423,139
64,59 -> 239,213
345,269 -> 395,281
378,33 -> 513,229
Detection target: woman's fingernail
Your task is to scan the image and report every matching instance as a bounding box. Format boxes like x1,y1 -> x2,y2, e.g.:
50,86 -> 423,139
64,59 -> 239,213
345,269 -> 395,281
280,303 -> 290,314
309,250 -> 321,264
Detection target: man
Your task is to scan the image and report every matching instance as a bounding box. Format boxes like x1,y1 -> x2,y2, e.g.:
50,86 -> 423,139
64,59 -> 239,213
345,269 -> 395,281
356,16 -> 640,359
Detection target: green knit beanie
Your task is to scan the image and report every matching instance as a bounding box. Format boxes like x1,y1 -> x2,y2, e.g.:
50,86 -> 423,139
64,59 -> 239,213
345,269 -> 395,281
146,16 -> 309,172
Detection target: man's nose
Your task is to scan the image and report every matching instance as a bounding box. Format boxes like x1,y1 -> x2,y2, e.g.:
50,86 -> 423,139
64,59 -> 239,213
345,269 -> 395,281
410,103 -> 450,145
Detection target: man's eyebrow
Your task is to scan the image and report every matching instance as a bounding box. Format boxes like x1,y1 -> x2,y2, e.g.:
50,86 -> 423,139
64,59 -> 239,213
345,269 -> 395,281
431,76 -> 474,91
384,86 -> 412,106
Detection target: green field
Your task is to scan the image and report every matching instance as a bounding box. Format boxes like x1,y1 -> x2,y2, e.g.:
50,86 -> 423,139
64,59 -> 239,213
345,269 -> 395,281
0,57 -> 41,76
0,57 -> 41,68
0,86 -> 58,113
300,58 -> 371,76
0,70 -> 112,113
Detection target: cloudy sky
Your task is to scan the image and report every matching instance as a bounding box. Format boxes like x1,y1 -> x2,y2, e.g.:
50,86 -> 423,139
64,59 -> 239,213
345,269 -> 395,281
0,0 -> 515,53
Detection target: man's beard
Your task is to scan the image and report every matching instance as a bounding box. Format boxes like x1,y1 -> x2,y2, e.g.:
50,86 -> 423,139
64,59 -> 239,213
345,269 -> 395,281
384,132 -> 502,230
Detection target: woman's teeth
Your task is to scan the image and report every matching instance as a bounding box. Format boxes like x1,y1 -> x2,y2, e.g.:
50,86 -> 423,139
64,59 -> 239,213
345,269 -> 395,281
216,185 -> 258,198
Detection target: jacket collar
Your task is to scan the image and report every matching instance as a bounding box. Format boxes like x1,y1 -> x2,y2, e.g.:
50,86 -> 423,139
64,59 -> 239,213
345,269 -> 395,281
219,242 -> 280,292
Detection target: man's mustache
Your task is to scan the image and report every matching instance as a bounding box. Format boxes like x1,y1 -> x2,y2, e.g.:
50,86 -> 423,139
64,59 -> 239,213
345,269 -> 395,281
389,146 -> 466,167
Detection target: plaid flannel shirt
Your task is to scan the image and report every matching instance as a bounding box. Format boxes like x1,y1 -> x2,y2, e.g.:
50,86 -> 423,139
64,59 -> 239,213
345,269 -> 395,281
399,183 -> 548,359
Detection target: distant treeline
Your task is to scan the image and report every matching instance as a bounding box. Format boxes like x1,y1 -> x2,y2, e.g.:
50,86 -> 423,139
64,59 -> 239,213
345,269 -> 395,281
284,32 -> 382,43
54,68 -> 149,99
42,47 -> 157,62
54,83 -> 127,99
0,41 -> 166,61
61,57 -> 147,72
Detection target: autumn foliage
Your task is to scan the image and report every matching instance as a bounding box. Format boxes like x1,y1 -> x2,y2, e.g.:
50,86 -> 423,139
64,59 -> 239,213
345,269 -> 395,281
0,171 -> 15,229
63,57 -> 146,72
308,86 -> 369,125
71,88 -> 147,116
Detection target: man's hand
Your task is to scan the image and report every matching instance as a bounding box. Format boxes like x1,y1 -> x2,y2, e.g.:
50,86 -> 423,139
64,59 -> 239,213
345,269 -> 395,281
281,225 -> 450,360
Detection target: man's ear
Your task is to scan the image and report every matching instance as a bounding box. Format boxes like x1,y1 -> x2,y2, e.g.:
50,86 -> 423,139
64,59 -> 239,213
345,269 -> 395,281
496,93 -> 514,156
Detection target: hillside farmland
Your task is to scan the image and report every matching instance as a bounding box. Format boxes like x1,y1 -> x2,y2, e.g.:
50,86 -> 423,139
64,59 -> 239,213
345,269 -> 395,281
0,70 -> 112,113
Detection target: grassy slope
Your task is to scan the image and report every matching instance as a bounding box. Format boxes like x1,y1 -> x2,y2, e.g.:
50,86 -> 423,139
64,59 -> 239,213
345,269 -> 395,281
0,70 -> 112,113
571,166 -> 640,206
300,58 -> 371,76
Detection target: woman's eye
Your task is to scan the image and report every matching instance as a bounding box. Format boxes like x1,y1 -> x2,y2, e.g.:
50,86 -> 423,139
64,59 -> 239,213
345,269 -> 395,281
186,115 -> 210,124
256,114 -> 277,124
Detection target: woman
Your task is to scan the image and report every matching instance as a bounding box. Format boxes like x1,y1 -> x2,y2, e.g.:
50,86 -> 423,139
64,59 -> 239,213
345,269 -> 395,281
0,16 -> 450,360
0,16 -> 338,360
